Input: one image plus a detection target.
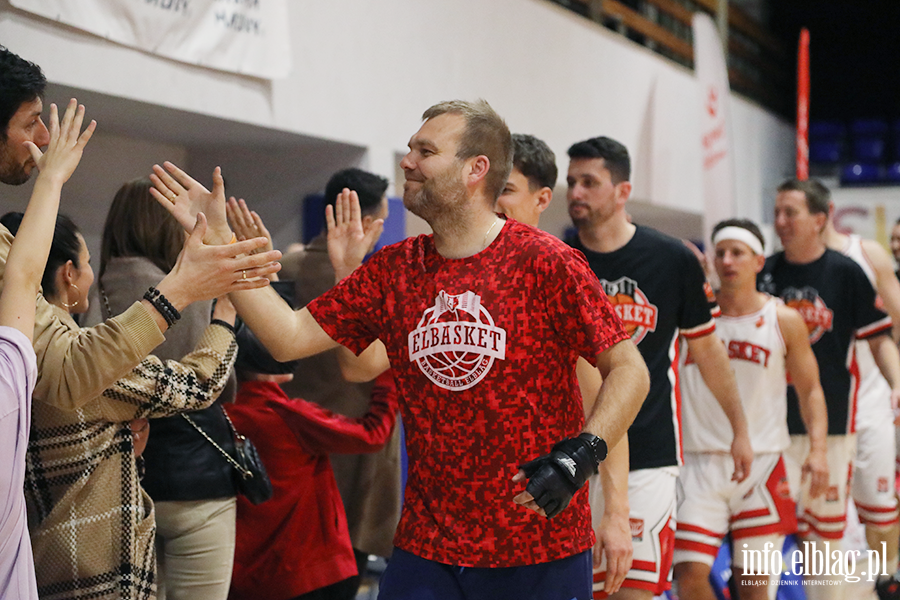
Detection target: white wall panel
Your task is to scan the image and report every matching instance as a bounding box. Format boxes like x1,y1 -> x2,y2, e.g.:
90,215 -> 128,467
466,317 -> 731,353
0,0 -> 794,244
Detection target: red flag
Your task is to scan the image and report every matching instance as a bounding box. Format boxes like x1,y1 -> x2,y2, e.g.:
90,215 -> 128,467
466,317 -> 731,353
797,28 -> 810,180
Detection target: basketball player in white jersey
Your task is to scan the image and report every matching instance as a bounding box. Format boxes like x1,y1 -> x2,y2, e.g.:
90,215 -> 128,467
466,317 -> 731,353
823,208 -> 900,598
674,219 -> 829,600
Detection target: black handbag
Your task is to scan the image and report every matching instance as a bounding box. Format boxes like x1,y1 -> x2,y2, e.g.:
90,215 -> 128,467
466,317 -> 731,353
183,407 -> 273,505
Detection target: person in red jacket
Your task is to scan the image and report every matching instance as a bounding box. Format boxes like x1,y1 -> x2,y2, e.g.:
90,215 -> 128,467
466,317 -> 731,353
225,311 -> 399,600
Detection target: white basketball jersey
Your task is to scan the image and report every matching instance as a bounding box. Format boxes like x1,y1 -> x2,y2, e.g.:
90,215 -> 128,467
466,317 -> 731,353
842,235 -> 892,428
680,297 -> 790,453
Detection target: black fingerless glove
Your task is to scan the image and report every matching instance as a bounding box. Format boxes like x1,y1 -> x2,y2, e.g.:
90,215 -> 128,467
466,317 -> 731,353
519,433 -> 604,519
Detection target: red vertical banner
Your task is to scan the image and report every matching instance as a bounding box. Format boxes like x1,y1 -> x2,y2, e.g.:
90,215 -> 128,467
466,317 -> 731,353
797,28 -> 810,180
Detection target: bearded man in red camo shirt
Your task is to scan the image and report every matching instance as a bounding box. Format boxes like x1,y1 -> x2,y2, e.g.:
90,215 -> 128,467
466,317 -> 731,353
152,99 -> 649,600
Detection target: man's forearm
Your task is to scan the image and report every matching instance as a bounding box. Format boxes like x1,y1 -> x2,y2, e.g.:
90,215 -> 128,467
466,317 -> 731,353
586,341 -> 648,448
870,334 -> 900,389
798,388 -> 828,451
229,287 -> 337,362
689,335 -> 749,436
599,437 -> 630,516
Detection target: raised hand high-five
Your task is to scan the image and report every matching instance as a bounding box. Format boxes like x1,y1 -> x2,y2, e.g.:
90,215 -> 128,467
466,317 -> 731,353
227,197 -> 277,281
227,197 -> 273,253
150,161 -> 232,245
152,212 -> 281,321
1,99 -> 95,339
326,188 -> 384,282
26,98 -> 96,186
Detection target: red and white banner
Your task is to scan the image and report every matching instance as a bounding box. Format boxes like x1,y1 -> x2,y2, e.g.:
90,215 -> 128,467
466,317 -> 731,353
797,28 -> 811,180
9,0 -> 291,79
692,12 -> 736,243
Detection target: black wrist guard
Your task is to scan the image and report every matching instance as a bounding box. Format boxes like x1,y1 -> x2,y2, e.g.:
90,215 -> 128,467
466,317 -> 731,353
518,434 -> 604,519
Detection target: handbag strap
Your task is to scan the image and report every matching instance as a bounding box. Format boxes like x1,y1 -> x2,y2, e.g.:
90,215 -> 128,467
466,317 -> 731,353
219,406 -> 245,442
182,410 -> 252,479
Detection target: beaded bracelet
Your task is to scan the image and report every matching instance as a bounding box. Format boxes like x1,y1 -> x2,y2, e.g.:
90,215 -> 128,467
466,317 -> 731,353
143,287 -> 181,327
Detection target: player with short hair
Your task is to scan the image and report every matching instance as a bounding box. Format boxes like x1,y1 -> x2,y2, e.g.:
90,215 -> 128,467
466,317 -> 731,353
674,218 -> 828,600
759,178 -> 900,600
565,136 -> 752,600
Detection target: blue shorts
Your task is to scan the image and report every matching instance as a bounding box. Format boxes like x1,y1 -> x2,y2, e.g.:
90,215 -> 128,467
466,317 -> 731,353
377,547 -> 592,600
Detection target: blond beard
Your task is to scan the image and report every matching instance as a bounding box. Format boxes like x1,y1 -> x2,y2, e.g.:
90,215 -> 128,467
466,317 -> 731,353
403,168 -> 468,227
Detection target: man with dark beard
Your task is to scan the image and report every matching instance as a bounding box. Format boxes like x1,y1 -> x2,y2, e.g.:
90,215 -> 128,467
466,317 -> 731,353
0,48 -> 50,185
565,136 -> 752,600
0,46 -> 278,413
152,99 -> 650,600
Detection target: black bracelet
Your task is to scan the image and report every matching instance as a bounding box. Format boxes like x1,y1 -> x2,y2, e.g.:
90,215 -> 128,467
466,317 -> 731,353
143,287 -> 181,327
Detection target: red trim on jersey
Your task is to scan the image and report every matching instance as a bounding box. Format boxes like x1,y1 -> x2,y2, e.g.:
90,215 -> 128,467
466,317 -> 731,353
672,339 -> 684,465
682,320 -> 717,339
800,506 -> 848,540
803,511 -> 847,524
855,501 -> 900,526
673,539 -> 720,556
595,516 -> 674,597
856,501 -> 899,513
857,318 -> 893,339
733,508 -> 771,521
741,456 -> 796,536
848,347 -> 860,434
733,522 -> 795,539
676,523 -> 725,538
630,559 -> 659,572
858,514 -> 900,527
593,579 -> 661,599
801,522 -> 845,540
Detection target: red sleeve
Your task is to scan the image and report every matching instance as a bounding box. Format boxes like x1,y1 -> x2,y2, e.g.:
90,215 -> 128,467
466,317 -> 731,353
268,370 -> 398,455
306,251 -> 388,356
543,246 -> 629,365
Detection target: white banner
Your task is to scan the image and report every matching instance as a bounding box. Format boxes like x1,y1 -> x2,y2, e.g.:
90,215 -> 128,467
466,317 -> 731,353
692,12 -> 736,244
10,0 -> 291,79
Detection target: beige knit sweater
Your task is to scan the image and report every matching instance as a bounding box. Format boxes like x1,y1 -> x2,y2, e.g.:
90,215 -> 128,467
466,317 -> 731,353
0,225 -> 165,411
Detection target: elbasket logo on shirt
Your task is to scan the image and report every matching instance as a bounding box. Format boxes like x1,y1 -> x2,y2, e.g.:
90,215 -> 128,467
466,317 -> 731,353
684,339 -> 771,367
782,286 -> 834,344
408,290 -> 506,390
726,340 -> 772,367
599,277 -> 659,344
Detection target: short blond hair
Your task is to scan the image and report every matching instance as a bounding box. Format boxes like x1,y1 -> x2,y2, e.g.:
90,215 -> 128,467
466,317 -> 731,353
423,99 -> 513,202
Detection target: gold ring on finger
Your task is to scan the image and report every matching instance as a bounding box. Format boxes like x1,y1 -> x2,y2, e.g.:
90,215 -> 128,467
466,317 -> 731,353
242,270 -> 247,280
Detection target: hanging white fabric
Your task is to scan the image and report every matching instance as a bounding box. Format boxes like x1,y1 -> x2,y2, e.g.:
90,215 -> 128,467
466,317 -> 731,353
692,12 -> 737,244
10,0 -> 291,79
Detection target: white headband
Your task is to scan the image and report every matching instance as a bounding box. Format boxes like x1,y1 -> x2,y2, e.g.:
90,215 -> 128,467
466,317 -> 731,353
713,226 -> 764,255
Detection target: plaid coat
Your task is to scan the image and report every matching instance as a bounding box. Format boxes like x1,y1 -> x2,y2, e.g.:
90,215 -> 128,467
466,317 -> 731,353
25,306 -> 236,600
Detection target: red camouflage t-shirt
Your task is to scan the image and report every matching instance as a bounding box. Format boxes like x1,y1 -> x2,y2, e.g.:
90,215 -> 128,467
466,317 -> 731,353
307,218 -> 628,567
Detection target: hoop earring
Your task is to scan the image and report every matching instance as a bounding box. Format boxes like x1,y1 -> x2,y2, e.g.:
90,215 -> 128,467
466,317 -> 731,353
61,283 -> 80,309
